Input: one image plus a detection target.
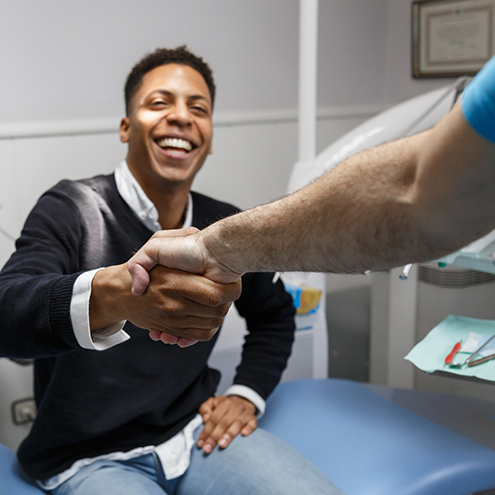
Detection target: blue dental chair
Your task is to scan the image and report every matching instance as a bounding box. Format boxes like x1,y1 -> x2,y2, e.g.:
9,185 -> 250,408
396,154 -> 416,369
259,379 -> 495,495
3,378 -> 495,494
0,442 -> 44,494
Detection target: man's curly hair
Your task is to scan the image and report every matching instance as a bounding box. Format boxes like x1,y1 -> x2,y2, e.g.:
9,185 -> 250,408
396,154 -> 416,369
124,46 -> 216,115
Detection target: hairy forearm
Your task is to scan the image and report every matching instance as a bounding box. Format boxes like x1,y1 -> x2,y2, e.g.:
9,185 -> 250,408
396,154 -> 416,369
200,140 -> 422,274
199,105 -> 495,275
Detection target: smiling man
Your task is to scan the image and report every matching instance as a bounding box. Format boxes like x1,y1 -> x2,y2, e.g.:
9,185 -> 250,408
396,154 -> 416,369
0,47 -> 344,495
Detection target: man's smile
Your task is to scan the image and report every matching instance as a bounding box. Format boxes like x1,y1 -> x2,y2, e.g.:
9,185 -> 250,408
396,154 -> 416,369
156,136 -> 194,152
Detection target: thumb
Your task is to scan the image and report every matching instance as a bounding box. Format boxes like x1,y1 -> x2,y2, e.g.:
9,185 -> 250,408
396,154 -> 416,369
128,262 -> 153,296
127,237 -> 164,296
128,229 -> 206,295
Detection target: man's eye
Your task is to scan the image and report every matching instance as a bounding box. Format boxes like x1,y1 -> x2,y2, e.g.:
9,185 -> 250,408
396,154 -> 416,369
192,106 -> 207,114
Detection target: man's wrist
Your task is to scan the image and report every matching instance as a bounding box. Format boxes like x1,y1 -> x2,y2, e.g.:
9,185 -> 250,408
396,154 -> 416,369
90,264 -> 131,331
198,222 -> 247,282
72,269 -> 129,350
225,384 -> 265,417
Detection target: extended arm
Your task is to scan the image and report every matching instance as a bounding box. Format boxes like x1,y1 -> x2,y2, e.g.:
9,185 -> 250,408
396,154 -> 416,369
128,103 -> 495,288
199,103 -> 495,276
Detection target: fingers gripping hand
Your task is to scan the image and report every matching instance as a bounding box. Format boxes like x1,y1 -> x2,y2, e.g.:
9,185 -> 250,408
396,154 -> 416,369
122,266 -> 241,344
148,329 -> 197,348
197,396 -> 257,454
128,228 -> 206,296
90,262 -> 241,348
143,265 -> 242,347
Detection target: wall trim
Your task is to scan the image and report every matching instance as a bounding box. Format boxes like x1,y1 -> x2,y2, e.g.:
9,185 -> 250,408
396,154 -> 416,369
213,105 -> 386,126
0,118 -> 121,140
0,105 -> 387,140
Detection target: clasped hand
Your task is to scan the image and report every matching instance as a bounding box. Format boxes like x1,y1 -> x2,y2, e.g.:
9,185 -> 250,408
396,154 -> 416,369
126,228 -> 243,346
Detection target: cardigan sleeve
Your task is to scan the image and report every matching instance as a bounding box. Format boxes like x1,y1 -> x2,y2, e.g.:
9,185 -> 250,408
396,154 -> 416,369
232,272 -> 296,400
0,185 -> 85,358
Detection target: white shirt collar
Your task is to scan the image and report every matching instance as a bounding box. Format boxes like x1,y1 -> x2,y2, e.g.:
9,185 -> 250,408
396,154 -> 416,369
114,160 -> 193,232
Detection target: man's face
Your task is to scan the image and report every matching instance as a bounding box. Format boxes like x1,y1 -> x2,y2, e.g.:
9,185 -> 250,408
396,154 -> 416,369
120,63 -> 213,192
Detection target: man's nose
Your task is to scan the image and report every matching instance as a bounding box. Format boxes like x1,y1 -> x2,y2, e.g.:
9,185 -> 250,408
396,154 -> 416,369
166,100 -> 191,126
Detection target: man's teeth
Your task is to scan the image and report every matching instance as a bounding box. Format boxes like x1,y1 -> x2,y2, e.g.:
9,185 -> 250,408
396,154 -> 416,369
157,137 -> 192,151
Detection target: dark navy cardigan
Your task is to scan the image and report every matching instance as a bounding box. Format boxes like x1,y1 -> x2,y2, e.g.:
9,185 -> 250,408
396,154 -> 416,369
0,174 -> 295,479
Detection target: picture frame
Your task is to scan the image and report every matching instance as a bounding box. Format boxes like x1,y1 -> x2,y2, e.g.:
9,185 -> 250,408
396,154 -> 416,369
412,0 -> 495,78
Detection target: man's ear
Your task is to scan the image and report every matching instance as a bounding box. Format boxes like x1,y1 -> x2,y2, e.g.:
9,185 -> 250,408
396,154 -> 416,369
208,142 -> 213,155
120,117 -> 130,143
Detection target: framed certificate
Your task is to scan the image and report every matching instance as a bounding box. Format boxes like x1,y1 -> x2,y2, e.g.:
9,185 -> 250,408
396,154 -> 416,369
412,0 -> 495,77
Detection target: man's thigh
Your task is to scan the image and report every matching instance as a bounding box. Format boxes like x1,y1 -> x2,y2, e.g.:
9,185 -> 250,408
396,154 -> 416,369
50,456 -> 168,495
176,427 -> 346,495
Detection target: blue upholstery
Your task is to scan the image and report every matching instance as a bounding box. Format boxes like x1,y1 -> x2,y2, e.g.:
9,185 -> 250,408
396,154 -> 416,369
4,378 -> 495,494
259,379 -> 495,495
0,443 -> 44,494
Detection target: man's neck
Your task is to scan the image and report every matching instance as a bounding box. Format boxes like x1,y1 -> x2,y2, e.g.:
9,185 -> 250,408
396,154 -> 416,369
158,192 -> 189,230
146,186 -> 189,230
125,160 -> 190,230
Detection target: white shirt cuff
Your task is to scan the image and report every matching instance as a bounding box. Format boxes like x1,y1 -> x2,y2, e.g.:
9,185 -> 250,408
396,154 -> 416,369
225,384 -> 266,418
71,269 -> 130,351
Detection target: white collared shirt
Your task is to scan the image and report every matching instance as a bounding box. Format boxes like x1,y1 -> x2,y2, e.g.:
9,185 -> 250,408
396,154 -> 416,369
40,161 -> 264,489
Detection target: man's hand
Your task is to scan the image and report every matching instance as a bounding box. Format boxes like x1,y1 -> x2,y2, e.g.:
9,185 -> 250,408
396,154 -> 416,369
127,228 -> 243,296
197,395 -> 257,454
126,228 -> 245,346
90,263 -> 241,347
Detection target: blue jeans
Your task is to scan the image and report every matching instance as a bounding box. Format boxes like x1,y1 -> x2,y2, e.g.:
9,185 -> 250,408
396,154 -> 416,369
51,427 -> 345,495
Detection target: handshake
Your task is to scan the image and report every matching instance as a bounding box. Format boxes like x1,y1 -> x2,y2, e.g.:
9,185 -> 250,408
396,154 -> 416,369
126,226 -> 248,347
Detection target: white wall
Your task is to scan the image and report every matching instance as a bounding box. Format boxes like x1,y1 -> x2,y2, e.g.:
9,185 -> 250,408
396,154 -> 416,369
318,0 -> 387,108
0,0 -> 463,132
0,0 -> 299,122
383,0 -> 458,105
0,0 -> 388,124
